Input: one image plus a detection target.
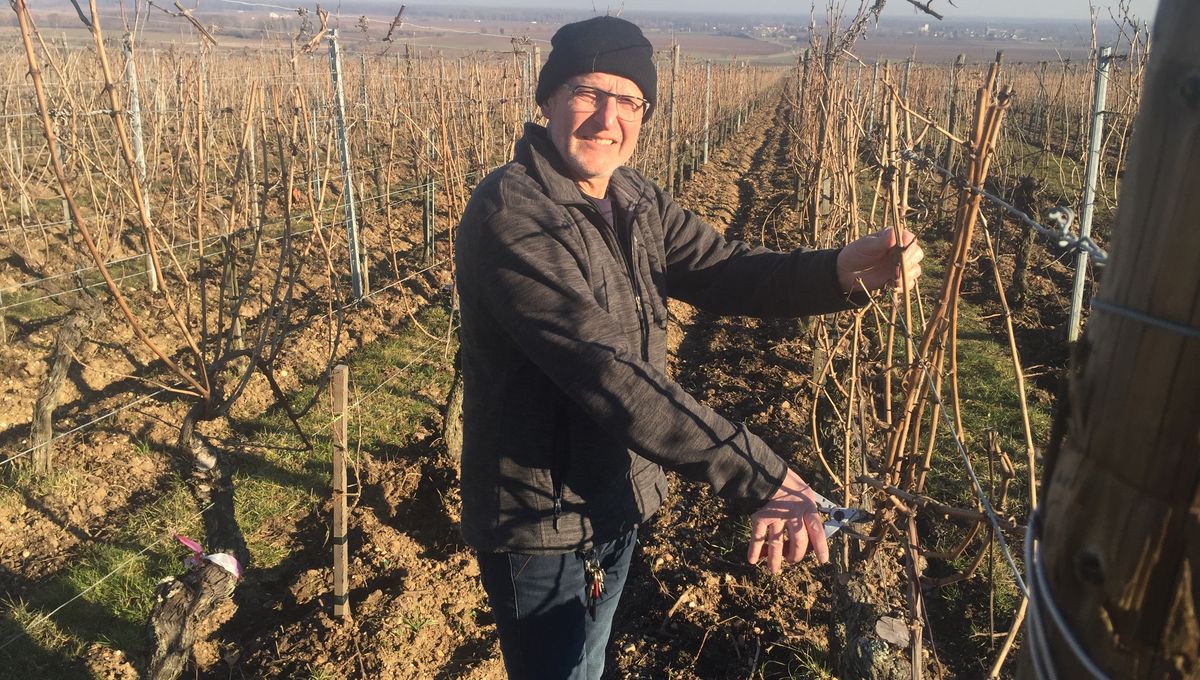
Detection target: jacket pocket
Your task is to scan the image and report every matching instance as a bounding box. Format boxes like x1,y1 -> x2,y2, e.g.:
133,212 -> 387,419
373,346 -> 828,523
594,273 -> 610,312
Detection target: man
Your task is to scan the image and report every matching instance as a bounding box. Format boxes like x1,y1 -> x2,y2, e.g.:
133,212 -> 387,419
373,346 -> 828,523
453,15 -> 923,679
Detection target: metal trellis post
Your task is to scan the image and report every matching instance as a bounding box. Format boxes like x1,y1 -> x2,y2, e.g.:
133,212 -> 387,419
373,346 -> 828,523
866,59 -> 881,138
8,129 -> 30,228
796,50 -> 811,210
533,46 -> 541,110
124,35 -> 157,293
523,49 -> 532,122
1068,46 -> 1113,343
729,61 -> 739,133
329,30 -> 365,300
942,54 -> 966,176
424,128 -> 436,262
852,62 -> 863,112
703,60 -> 711,165
248,111 -> 265,248
360,52 -> 376,212
667,44 -> 680,194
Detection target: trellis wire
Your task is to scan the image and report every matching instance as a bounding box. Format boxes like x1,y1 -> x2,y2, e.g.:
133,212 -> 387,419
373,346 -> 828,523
0,388 -> 170,467
1,254 -> 450,468
900,148 -> 1110,265
1024,510 -> 1113,680
0,266 -> 456,648
0,166 -> 483,303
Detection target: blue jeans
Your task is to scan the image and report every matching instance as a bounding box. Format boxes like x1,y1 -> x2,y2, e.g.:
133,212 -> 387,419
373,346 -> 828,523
476,528 -> 638,680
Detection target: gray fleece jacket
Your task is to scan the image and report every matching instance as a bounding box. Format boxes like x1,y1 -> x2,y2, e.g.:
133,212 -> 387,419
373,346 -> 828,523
454,123 -> 858,554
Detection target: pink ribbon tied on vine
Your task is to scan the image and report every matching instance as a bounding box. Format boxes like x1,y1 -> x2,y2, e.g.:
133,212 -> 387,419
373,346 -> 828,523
174,534 -> 243,580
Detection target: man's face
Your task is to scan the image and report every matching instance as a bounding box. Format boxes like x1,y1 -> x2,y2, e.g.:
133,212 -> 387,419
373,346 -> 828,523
539,72 -> 645,196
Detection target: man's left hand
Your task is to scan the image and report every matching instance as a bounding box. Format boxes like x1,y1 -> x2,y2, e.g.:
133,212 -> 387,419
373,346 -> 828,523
836,227 -> 924,296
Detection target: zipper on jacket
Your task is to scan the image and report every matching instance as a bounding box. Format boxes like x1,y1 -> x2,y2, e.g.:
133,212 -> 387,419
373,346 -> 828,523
552,459 -> 565,531
628,233 -> 649,359
551,400 -> 569,532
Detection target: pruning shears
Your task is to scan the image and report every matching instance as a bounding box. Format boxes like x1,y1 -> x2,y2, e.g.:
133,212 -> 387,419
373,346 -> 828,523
809,489 -> 875,541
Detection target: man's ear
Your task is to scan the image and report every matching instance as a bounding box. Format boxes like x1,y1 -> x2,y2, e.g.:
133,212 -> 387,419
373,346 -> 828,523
537,100 -> 551,120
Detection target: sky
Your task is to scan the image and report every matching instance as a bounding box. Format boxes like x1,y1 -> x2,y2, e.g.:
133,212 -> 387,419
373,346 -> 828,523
398,0 -> 1161,22
872,0 -> 1160,21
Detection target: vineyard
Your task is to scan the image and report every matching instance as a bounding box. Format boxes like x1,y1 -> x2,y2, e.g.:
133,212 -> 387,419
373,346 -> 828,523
0,0 -> 1170,678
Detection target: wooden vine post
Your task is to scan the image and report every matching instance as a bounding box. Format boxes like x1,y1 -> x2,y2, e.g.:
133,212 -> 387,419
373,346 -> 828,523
1023,0 -> 1200,675
331,364 -> 352,620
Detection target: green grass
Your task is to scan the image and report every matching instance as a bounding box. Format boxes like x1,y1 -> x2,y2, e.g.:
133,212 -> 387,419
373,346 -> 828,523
228,302 -> 456,570
305,662 -> 338,680
896,264 -> 1051,675
397,609 -> 434,636
0,477 -> 200,676
756,640 -> 837,679
0,301 -> 456,676
1,288 -> 66,327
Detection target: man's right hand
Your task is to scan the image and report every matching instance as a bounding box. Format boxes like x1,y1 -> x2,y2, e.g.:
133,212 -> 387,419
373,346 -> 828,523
747,468 -> 830,574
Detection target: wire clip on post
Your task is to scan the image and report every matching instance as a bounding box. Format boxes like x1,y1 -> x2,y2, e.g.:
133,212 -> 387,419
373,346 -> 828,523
1046,206 -> 1077,246
1045,206 -> 1109,268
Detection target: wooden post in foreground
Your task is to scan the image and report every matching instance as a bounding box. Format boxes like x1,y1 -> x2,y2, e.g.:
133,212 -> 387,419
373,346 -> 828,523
1023,0 -> 1200,675
331,364 -> 351,620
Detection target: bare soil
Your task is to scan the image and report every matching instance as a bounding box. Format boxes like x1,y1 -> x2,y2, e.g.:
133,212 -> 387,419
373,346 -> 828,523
1,81 -> 1073,678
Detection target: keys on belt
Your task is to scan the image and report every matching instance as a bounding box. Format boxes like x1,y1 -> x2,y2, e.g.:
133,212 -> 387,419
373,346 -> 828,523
583,555 -> 606,621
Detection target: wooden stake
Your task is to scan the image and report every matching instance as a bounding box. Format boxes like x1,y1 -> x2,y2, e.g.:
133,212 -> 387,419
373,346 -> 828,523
331,364 -> 352,620
989,596 -> 1028,678
1028,0 -> 1200,673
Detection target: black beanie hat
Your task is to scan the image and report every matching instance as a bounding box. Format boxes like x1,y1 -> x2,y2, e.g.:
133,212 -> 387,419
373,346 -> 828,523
536,16 -> 657,119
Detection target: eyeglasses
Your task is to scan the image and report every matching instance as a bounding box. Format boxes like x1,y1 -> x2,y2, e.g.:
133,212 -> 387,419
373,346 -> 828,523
561,84 -> 650,122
